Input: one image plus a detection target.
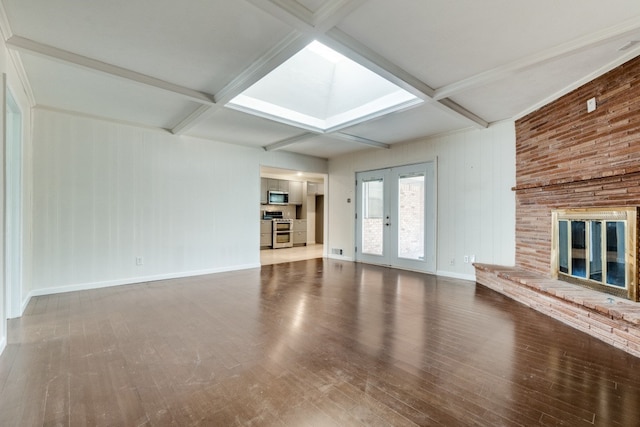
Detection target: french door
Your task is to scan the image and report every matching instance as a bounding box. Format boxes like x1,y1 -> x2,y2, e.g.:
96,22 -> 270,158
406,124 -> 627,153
356,162 -> 436,273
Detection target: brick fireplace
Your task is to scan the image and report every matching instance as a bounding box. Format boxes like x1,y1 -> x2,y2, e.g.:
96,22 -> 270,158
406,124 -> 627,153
513,55 -> 640,299
475,55 -> 640,357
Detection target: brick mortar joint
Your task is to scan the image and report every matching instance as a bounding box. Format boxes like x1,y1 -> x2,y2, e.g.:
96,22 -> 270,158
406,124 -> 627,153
512,168 -> 640,192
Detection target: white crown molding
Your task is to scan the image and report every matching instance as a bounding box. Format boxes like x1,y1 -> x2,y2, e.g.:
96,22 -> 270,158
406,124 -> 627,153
6,35 -> 216,106
7,49 -> 35,106
0,0 -> 13,40
33,104 -> 173,134
434,17 -> 640,101
0,1 -> 36,106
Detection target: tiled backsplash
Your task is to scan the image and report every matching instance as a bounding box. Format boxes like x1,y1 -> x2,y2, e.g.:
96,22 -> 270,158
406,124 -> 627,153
261,205 -> 297,219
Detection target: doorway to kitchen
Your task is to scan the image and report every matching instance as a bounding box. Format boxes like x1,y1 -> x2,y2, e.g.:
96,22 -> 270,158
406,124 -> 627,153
260,166 -> 327,265
356,162 -> 436,273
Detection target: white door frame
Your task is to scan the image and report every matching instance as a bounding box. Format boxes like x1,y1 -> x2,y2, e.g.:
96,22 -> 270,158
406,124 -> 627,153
5,85 -> 22,319
355,161 -> 436,273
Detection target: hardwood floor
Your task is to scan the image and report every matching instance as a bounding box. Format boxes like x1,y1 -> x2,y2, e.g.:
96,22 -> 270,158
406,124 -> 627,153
1,259 -> 639,426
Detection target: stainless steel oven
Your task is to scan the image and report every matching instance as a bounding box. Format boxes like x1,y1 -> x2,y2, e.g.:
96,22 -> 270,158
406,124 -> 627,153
272,219 -> 293,248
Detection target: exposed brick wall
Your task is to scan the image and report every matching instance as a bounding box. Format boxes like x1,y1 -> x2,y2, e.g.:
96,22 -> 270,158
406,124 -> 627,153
514,56 -> 640,283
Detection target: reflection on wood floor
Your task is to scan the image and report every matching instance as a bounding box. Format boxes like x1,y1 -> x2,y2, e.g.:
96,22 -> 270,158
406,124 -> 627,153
260,243 -> 324,265
1,258 -> 639,426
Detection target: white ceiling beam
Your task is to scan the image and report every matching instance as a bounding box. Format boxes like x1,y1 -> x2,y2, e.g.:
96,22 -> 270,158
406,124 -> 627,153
514,44 -> 640,121
264,132 -> 317,151
324,28 -> 435,99
434,17 -> 640,101
333,132 -> 390,149
245,0 -> 316,33
312,0 -> 367,32
6,35 -> 216,106
178,31 -> 314,136
214,31 -> 313,105
171,104 -> 215,135
436,98 -> 489,129
323,29 -> 488,129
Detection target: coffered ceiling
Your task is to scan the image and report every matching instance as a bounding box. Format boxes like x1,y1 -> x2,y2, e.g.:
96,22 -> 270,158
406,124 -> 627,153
2,0 -> 640,158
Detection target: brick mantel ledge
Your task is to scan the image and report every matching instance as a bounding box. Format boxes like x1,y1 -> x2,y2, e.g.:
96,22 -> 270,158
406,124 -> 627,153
474,263 -> 640,358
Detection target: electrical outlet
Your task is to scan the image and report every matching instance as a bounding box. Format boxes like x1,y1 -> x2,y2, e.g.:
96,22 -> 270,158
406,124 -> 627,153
464,255 -> 469,263
450,258 -> 455,266
136,257 -> 143,266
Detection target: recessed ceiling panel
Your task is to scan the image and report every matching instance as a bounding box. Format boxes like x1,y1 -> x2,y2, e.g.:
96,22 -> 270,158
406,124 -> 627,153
227,41 -> 421,132
21,53 -> 199,129
450,38 -> 640,122
185,108 -> 307,148
3,0 -> 292,93
343,103 -> 472,144
338,0 -> 640,88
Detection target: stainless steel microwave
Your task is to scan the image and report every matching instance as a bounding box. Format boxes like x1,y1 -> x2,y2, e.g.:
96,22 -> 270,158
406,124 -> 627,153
268,190 -> 289,205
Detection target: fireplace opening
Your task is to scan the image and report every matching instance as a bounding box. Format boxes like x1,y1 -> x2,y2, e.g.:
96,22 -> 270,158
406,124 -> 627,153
551,207 -> 638,301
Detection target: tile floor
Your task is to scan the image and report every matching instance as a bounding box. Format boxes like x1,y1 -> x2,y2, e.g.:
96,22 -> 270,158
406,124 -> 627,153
260,244 -> 324,265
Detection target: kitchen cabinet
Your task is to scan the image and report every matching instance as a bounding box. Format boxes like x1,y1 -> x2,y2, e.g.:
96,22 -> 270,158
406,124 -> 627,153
293,219 -> 307,245
266,179 -> 280,191
261,178 -> 291,204
307,182 -> 317,195
278,180 -> 289,192
307,181 -> 323,195
260,178 -> 268,204
260,220 -> 272,248
289,181 -> 303,205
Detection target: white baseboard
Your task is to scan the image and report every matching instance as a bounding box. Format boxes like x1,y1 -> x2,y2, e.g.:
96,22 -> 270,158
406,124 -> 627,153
436,270 -> 476,282
327,254 -> 355,262
29,263 -> 261,298
21,292 -> 32,316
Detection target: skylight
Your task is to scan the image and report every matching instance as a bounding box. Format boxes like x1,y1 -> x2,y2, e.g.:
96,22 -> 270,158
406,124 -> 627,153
227,41 -> 423,133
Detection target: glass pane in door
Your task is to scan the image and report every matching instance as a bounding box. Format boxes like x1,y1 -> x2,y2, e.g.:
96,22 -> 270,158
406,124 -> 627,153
362,179 -> 384,255
398,173 -> 424,260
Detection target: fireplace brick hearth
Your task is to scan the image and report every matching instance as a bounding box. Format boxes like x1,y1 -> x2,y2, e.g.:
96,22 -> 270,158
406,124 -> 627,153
475,264 -> 640,358
475,55 -> 640,357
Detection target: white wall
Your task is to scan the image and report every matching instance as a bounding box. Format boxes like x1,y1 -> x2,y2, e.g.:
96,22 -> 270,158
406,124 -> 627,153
30,109 -> 326,295
327,121 -> 516,280
0,40 -> 34,353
